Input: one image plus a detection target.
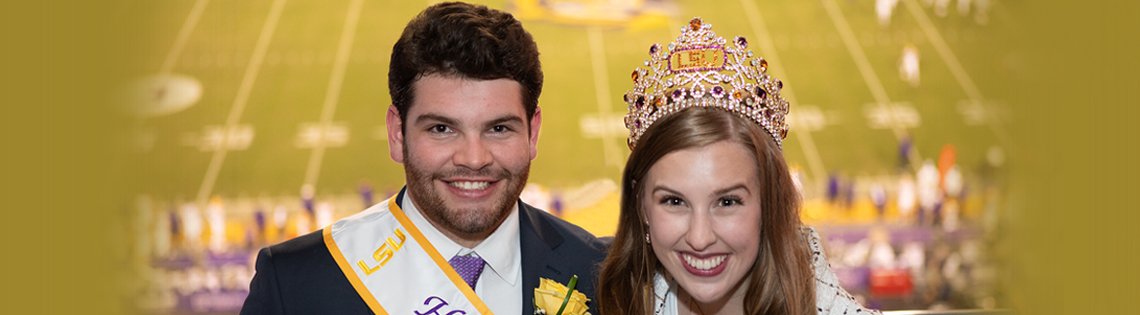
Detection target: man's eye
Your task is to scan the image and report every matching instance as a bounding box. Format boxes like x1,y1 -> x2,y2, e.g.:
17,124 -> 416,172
491,125 -> 507,132
431,125 -> 450,133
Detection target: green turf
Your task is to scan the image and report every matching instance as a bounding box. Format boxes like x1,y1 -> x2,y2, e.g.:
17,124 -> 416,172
133,0 -> 1017,204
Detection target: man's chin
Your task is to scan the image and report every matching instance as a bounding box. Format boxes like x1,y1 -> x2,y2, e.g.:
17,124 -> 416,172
407,168 -> 527,237
444,212 -> 504,235
430,190 -> 516,232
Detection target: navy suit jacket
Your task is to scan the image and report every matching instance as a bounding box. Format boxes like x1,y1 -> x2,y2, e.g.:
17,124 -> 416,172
240,188 -> 610,314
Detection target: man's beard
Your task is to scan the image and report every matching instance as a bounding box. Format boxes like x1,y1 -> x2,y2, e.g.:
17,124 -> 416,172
404,159 -> 529,236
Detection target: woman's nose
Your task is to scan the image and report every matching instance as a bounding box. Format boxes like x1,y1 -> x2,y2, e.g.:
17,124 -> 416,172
685,209 -> 717,251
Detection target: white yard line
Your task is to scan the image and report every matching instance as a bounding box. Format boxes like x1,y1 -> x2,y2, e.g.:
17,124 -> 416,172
196,0 -> 288,206
587,27 -> 624,168
820,0 -> 922,169
740,0 -> 829,186
160,0 -> 210,74
302,0 -> 366,188
901,0 -> 1014,149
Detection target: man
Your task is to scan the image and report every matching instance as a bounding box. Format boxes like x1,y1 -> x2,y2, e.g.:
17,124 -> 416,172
240,2 -> 608,314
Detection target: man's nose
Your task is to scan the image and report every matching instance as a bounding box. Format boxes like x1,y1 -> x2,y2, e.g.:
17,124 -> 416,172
454,134 -> 493,170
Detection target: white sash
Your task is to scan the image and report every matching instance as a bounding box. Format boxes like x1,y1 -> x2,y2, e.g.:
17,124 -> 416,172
323,196 -> 494,315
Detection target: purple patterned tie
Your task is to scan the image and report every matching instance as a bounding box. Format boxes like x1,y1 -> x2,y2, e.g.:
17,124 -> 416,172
448,254 -> 485,289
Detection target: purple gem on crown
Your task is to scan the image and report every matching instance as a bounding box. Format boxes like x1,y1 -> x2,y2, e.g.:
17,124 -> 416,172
736,36 -> 748,48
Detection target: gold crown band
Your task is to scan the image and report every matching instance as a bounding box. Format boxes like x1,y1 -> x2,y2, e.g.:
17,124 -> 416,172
624,17 -> 789,149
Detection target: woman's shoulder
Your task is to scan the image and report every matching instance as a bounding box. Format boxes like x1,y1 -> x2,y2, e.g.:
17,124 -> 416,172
800,226 -> 822,251
799,226 -> 831,287
800,226 -> 829,267
801,225 -> 883,315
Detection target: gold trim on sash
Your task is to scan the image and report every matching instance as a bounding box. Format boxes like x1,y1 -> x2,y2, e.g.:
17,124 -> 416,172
386,197 -> 495,315
322,195 -> 494,315
324,225 -> 390,314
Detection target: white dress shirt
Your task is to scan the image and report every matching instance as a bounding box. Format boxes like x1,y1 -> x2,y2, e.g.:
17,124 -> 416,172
402,192 -> 523,315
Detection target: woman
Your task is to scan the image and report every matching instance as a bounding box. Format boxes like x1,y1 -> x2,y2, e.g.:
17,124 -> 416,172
596,18 -> 879,315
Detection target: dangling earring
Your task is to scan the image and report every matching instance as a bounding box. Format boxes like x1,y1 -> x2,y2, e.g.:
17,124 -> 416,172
643,222 -> 651,244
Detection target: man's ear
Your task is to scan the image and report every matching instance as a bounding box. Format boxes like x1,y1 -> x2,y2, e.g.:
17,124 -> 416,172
528,106 -> 542,160
386,104 -> 405,164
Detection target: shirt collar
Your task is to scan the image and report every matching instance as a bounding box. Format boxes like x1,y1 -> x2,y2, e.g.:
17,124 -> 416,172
401,190 -> 521,286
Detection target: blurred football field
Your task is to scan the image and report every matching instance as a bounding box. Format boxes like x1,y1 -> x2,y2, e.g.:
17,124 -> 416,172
128,0 -> 1018,228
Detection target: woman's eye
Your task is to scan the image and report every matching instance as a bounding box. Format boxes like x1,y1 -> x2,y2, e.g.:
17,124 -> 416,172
719,197 -> 742,206
659,196 -> 685,206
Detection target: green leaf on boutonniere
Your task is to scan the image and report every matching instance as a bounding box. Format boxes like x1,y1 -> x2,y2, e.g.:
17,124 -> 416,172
555,275 -> 578,315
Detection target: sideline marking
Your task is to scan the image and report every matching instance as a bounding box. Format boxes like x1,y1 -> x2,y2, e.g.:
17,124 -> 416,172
740,0 -> 828,186
789,105 -> 839,132
578,113 -> 626,139
296,122 -> 350,148
820,0 -> 922,170
196,0 -> 288,206
901,0 -> 1013,150
587,27 -> 624,168
303,0 -> 366,188
184,124 -> 255,151
864,102 -> 922,130
161,0 -> 210,74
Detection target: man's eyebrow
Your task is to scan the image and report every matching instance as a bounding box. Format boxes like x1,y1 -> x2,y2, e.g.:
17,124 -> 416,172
484,115 -> 525,129
414,113 -> 459,126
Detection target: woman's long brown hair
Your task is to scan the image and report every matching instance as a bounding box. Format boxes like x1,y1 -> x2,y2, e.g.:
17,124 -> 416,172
596,107 -> 815,315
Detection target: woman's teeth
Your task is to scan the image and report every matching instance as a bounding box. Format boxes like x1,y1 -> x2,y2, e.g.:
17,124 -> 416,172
449,181 -> 489,190
683,254 -> 726,270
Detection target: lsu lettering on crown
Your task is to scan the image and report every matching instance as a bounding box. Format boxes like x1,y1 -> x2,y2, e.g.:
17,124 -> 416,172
624,17 -> 789,149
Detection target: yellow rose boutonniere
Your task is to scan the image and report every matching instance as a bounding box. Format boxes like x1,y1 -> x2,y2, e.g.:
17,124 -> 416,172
534,275 -> 590,315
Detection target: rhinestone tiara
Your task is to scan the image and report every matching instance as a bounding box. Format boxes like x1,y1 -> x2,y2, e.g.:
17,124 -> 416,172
624,17 -> 789,149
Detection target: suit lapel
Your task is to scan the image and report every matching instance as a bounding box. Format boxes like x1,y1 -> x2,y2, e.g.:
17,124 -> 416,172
518,202 -> 566,315
394,187 -> 406,207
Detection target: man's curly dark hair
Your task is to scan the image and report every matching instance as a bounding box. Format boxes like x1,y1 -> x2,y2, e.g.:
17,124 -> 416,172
388,1 -> 543,128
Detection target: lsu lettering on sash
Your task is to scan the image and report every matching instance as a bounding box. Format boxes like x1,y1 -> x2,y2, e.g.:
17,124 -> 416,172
323,196 -> 494,315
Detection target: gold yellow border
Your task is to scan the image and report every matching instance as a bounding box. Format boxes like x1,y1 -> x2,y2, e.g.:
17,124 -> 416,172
323,195 -> 494,315
323,224 -> 389,314
386,196 -> 495,315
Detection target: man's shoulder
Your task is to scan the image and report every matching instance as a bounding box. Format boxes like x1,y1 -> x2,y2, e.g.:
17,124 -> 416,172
244,229 -> 369,314
261,230 -> 332,264
522,204 -> 611,252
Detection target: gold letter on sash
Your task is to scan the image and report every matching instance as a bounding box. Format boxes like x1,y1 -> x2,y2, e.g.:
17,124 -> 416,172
389,228 -> 406,251
358,259 -> 381,275
374,243 -> 393,267
356,228 -> 407,276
